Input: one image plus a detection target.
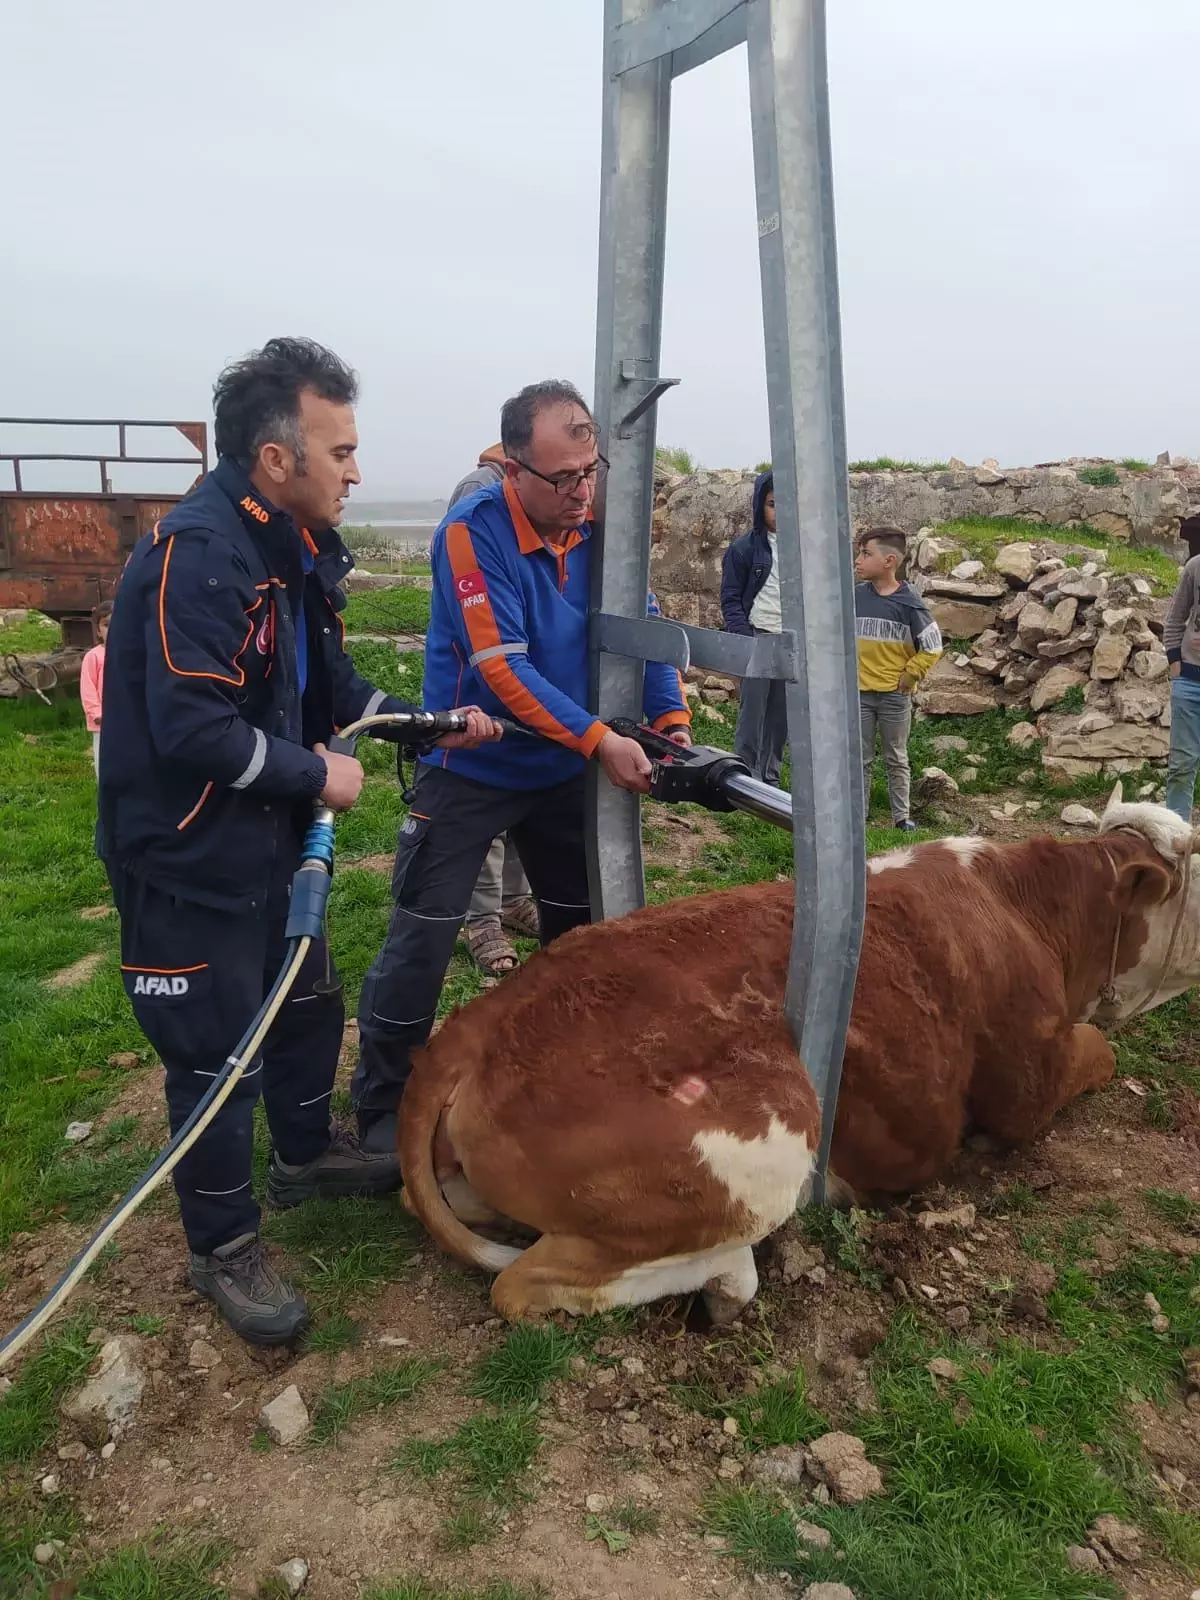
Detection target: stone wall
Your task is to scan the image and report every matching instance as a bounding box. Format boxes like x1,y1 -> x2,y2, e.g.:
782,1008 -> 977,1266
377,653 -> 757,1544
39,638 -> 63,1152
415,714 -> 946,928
650,457 -> 1199,631
907,533 -> 1171,783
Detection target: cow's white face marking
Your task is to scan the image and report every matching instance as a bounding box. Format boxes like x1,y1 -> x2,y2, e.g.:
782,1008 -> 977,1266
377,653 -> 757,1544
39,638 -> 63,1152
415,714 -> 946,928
1088,785 -> 1200,1020
692,1115 -> 814,1235
868,847 -> 915,875
940,836 -> 991,866
1084,850 -> 1200,1023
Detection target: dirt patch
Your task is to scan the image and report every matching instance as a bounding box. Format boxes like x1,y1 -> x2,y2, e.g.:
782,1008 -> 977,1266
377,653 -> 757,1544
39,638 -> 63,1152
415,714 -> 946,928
644,802 -> 731,874
352,854 -> 396,877
45,951 -> 106,990
4,1049 -> 1197,1598
78,905 -> 113,922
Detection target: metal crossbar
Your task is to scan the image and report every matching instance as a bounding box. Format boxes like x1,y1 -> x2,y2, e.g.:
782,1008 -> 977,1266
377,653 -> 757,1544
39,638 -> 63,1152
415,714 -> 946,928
588,0 -> 866,1204
0,417 -> 208,494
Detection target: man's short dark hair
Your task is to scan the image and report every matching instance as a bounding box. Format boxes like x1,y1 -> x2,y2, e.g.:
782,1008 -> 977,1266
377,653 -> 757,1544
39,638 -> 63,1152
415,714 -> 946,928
213,337 -> 359,470
858,525 -> 907,561
500,380 -> 595,459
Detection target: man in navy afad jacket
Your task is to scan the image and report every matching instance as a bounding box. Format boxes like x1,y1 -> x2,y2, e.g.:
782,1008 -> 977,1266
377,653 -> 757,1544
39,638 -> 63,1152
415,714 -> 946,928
98,338 -> 495,1346
720,470 -> 788,786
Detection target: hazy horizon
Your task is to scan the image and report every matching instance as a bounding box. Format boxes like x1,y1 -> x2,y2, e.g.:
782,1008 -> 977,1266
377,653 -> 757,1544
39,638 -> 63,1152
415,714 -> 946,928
4,1 -> 1199,500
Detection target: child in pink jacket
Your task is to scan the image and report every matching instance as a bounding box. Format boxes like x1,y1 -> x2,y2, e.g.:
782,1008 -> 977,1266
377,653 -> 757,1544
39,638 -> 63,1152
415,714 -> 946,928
80,602 -> 112,775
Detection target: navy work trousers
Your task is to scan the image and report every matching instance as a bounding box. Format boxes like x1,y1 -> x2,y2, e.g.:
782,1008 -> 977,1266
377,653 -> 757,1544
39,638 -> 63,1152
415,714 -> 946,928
352,764 -> 591,1122
108,864 -> 343,1254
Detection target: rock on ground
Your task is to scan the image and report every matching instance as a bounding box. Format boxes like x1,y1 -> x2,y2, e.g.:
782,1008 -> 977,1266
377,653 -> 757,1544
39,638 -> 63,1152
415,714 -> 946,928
276,1556 -> 310,1596
1087,1514 -> 1143,1562
778,1239 -> 824,1284
1065,1544 -> 1102,1573
917,766 -> 959,799
1060,804 -> 1098,828
916,1203 -> 976,1230
926,1358 -> 962,1381
259,1385 -> 310,1447
61,1336 -> 146,1442
791,1518 -> 833,1551
800,1585 -> 857,1600
746,1445 -> 808,1487
806,1432 -> 885,1505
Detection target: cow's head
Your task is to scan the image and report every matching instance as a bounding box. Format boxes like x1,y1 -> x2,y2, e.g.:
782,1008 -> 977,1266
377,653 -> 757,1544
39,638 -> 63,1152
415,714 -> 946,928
1089,781 -> 1200,1021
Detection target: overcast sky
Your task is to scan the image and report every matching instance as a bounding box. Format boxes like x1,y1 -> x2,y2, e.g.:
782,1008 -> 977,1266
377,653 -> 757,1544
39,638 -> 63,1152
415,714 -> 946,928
4,1 -> 1198,500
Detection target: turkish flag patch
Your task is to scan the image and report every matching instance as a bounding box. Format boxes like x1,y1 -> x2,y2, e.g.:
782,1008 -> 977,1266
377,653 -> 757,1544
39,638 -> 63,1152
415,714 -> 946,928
455,570 -> 487,600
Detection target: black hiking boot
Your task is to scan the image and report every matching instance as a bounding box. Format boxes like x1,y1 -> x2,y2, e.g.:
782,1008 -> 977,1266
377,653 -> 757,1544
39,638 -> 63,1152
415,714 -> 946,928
356,1110 -> 399,1157
265,1120 -> 400,1209
187,1233 -> 308,1346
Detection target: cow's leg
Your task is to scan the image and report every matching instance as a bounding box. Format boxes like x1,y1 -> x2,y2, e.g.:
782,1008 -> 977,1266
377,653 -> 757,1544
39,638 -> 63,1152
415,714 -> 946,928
440,1173 -> 507,1229
701,1246 -> 759,1327
972,1024 -> 1115,1144
490,1235 -> 763,1324
490,1234 -> 619,1322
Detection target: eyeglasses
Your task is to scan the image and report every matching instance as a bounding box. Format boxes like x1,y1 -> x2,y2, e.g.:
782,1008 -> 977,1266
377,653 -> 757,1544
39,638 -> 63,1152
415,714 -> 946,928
511,453 -> 609,497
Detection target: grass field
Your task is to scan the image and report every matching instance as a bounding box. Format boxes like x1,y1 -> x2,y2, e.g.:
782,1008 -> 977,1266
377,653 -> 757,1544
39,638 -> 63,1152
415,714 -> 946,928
2,546 -> 1199,1598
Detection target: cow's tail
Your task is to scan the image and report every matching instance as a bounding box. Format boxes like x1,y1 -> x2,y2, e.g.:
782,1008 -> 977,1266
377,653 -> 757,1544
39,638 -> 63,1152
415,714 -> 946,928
398,1056 -> 522,1276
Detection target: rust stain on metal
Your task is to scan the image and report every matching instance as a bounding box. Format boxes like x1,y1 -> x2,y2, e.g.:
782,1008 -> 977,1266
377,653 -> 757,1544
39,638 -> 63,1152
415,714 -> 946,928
0,415 -> 207,624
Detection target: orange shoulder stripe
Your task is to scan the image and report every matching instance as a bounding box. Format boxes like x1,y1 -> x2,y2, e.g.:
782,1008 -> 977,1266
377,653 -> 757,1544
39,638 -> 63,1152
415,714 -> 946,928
444,521 -> 600,753
158,535 -> 260,687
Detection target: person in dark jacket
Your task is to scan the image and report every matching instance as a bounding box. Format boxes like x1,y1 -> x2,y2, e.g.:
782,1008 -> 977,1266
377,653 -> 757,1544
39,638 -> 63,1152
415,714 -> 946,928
720,471 -> 788,785
98,337 -> 497,1346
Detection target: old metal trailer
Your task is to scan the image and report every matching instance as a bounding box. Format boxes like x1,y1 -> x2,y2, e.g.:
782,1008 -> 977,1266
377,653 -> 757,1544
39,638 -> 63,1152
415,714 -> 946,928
0,417 -> 207,646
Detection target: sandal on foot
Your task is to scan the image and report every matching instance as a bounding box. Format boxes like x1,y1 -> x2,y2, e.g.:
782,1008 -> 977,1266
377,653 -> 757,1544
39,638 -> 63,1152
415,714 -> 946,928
463,918 -> 521,979
500,896 -> 541,940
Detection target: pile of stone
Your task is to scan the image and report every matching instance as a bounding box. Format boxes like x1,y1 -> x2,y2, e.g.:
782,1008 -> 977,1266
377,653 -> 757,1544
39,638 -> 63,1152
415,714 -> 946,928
910,533 -> 1175,785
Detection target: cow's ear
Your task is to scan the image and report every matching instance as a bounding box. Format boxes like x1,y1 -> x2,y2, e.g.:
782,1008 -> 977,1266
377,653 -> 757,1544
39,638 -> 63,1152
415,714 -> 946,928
1113,855 -> 1176,912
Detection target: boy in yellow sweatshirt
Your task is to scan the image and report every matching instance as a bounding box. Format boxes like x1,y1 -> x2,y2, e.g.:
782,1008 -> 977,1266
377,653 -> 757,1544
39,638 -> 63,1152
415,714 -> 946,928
854,527 -> 943,831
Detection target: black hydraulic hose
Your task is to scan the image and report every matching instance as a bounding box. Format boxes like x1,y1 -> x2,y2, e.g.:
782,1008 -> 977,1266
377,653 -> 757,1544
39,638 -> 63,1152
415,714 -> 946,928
0,937 -> 311,1369
0,708 -> 505,1369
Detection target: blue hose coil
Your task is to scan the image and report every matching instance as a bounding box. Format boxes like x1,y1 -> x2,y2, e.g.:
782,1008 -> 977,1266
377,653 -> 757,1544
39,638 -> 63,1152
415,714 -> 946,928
301,818 -> 335,869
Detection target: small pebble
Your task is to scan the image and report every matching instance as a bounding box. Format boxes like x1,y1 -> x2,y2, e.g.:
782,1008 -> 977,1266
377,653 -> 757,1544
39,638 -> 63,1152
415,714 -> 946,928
191,1495 -> 208,1510
64,1121 -> 94,1144
723,1416 -> 740,1436
277,1557 -> 310,1596
101,1441 -> 116,1460
33,1541 -> 63,1565
39,1473 -> 59,1496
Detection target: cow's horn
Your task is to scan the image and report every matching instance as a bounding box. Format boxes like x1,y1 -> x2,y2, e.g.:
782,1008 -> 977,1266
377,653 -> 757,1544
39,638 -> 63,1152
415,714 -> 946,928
1106,779 -> 1124,812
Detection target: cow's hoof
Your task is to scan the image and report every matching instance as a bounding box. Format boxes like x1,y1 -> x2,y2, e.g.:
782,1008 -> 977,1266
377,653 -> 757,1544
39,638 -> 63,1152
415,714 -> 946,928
702,1288 -> 749,1327
701,1245 -> 759,1326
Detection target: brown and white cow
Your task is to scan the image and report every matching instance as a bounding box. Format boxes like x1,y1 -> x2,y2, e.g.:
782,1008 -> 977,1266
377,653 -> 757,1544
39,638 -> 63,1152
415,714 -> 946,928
398,785 -> 1199,1323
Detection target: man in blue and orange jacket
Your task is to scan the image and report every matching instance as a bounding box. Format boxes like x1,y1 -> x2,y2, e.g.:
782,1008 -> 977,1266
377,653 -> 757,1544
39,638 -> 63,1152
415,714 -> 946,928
97,337 -> 497,1346
352,379 -> 692,1149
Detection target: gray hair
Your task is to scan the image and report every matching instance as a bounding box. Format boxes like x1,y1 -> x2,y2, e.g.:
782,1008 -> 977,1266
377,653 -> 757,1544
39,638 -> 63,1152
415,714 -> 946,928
500,380 -> 595,459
